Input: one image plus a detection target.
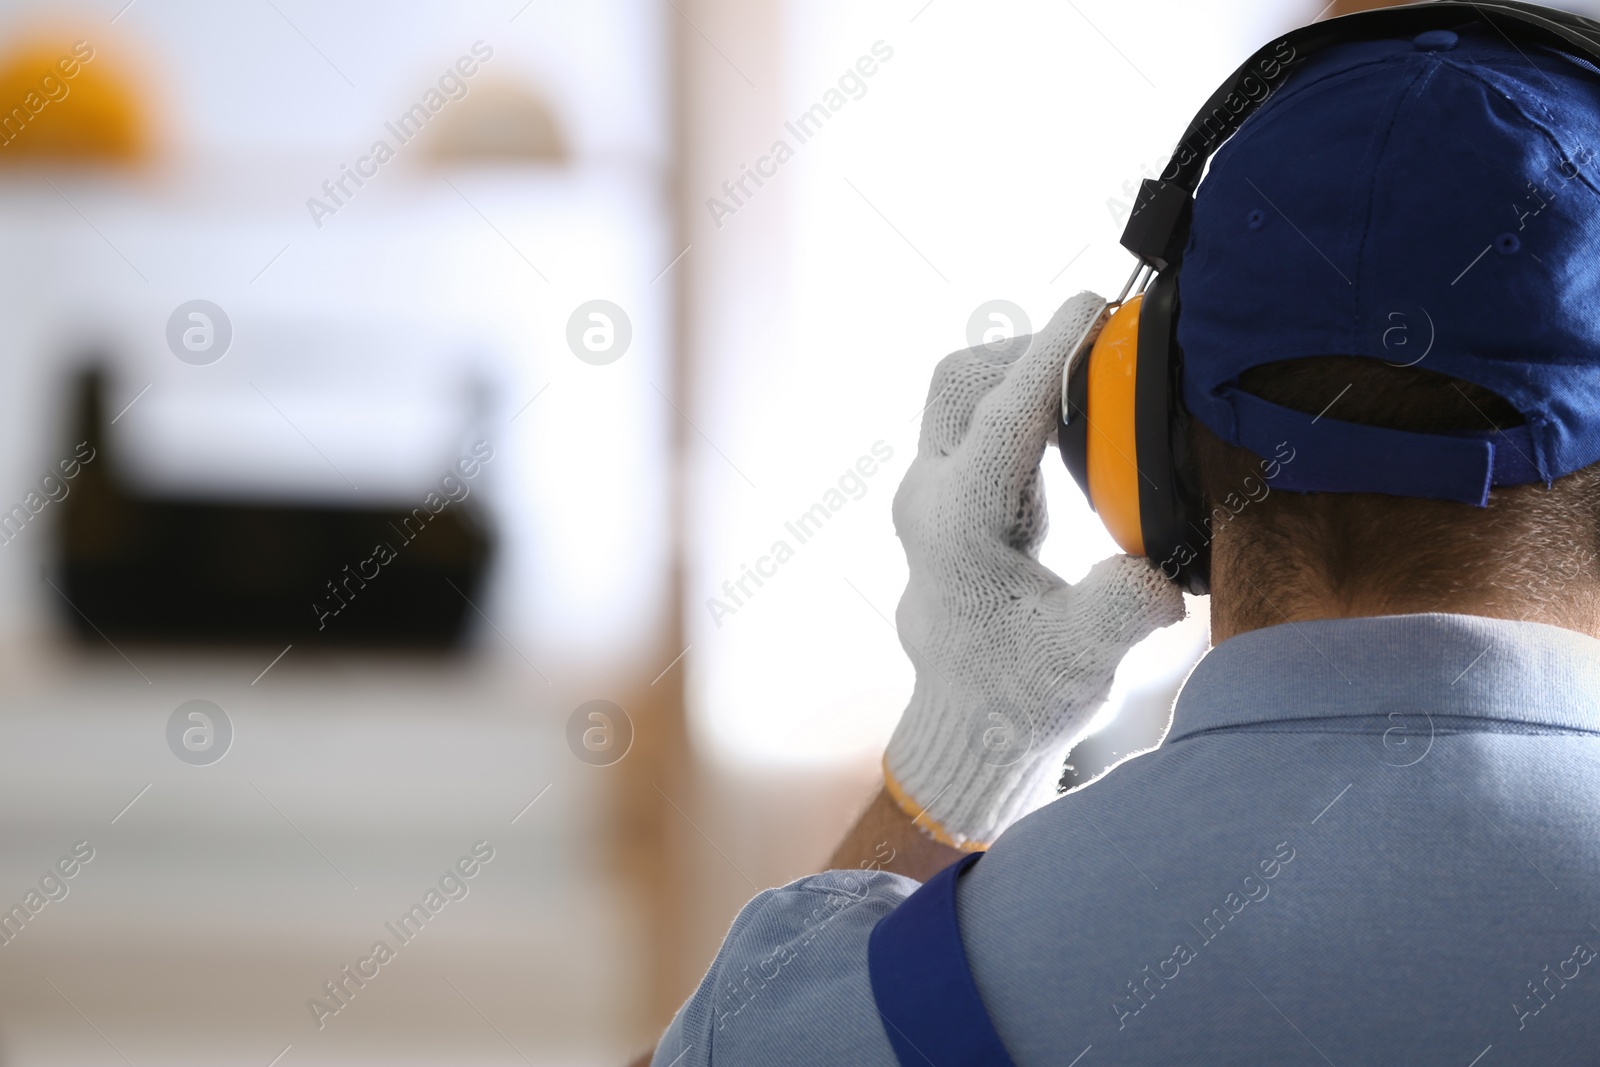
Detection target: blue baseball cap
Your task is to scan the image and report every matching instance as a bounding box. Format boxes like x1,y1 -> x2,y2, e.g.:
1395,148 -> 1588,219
1177,19 -> 1600,505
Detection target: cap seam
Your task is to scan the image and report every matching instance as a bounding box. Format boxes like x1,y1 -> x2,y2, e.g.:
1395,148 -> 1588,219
1437,55 -> 1600,204
1352,59 -> 1438,354
1213,58 -> 1404,163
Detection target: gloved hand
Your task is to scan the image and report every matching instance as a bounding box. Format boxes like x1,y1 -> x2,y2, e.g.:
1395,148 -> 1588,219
883,291 -> 1187,850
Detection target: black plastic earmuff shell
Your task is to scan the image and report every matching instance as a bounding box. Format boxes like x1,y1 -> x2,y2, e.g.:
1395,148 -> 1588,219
1133,271 -> 1209,595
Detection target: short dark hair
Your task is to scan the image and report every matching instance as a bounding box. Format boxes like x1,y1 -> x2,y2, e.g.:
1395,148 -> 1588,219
1191,356 -> 1600,627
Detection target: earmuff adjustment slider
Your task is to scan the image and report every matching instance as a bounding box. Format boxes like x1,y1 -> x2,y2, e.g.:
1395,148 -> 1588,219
1121,178 -> 1193,271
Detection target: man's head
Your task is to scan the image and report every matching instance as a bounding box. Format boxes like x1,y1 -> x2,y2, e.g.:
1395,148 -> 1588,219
1173,14 -> 1600,639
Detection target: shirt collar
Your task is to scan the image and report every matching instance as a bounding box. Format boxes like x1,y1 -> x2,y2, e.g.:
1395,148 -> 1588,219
1167,612 -> 1600,743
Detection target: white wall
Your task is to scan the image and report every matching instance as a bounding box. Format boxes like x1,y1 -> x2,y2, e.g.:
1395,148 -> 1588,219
684,0 -> 1325,769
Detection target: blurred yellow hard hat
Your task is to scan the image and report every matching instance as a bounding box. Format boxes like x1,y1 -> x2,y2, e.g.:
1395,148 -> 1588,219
0,36 -> 149,165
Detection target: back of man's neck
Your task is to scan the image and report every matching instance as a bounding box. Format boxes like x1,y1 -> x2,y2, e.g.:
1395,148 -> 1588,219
1209,576 -> 1600,645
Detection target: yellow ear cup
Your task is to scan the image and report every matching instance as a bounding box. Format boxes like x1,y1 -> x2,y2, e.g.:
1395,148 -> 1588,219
1085,294 -> 1145,556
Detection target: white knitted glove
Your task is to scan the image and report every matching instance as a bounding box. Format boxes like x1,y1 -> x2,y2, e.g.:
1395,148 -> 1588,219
883,291 -> 1186,850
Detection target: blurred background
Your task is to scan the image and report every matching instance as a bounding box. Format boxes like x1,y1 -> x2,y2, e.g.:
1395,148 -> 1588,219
0,0 -> 1589,1063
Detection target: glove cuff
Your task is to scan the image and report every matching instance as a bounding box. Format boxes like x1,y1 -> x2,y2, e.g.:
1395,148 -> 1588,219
882,695 -> 1081,850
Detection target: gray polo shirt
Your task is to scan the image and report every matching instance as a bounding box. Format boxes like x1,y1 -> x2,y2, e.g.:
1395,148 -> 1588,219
653,613 -> 1600,1064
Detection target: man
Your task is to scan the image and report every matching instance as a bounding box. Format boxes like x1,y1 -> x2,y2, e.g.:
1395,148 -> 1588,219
647,7 -> 1600,1063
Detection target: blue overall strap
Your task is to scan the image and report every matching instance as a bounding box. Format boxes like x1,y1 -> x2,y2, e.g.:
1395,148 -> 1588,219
867,852 -> 1016,1067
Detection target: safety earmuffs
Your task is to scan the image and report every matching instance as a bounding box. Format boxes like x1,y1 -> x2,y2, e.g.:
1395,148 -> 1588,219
1056,0 -> 1600,596
1060,266 -> 1201,591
